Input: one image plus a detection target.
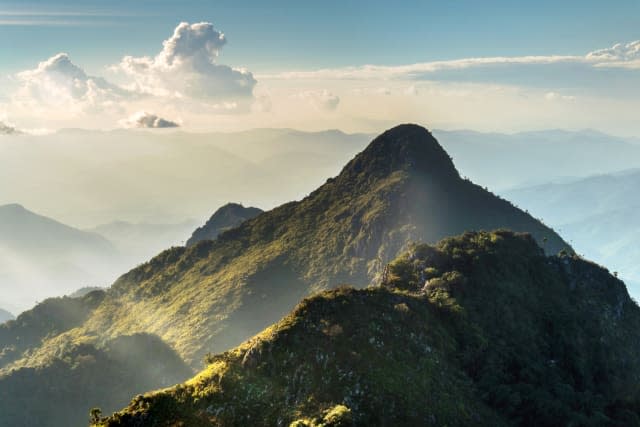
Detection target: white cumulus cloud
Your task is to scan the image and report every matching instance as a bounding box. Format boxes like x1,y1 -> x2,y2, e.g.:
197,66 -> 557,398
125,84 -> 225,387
587,41 -> 640,61
14,53 -> 129,113
113,22 -> 256,102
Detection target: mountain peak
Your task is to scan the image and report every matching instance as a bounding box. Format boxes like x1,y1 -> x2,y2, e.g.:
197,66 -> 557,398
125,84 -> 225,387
342,124 -> 459,181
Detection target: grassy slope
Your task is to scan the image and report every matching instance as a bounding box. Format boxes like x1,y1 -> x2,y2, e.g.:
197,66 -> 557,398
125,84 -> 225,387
0,333 -> 192,427
0,124 -> 573,426
98,231 -> 640,427
76,125 -> 569,368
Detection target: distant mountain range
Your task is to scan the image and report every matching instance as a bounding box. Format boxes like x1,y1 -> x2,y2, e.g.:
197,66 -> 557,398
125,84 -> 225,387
504,169 -> 640,295
3,127 -> 638,228
0,204 -> 119,312
0,204 -> 202,313
0,124 -> 572,427
433,129 -> 640,191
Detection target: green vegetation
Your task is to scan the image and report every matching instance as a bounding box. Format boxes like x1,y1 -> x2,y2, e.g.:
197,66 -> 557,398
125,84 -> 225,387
0,333 -> 192,427
0,291 -> 105,369
83,124 -> 569,367
0,124 -> 574,425
96,231 -> 636,427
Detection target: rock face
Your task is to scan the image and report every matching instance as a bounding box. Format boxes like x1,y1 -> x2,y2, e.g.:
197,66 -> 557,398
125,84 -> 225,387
98,231 -> 640,427
186,203 -> 263,247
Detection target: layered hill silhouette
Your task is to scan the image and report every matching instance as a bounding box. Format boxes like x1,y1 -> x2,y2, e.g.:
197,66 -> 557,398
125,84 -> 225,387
187,203 -> 263,246
98,231 -> 640,427
505,169 -> 640,294
0,204 -> 119,311
0,124 -> 571,426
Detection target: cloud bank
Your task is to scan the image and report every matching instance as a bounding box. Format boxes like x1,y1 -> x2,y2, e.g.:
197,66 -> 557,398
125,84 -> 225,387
261,40 -> 640,83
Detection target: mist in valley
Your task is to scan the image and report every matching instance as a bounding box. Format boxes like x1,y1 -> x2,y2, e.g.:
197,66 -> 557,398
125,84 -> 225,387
2,127 -> 640,314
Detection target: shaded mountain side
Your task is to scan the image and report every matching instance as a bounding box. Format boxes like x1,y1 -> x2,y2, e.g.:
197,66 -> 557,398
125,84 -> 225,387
0,291 -> 106,370
186,203 -> 263,247
0,333 -> 192,427
0,308 -> 13,324
70,124 -> 570,369
97,231 -> 640,427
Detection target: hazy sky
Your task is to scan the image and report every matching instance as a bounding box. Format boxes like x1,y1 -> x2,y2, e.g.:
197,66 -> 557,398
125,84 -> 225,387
1,1 -> 640,134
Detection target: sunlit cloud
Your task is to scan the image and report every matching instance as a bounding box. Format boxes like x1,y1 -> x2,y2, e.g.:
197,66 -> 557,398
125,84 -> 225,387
111,22 -> 256,103
13,53 -> 131,115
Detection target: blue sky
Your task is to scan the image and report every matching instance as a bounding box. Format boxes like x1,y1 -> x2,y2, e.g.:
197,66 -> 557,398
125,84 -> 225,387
2,0 -> 639,72
1,1 -> 640,134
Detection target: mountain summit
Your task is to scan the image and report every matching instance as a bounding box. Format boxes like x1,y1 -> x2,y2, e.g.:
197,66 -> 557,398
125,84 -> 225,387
341,124 -> 459,181
0,124 -> 572,427
89,123 -> 570,362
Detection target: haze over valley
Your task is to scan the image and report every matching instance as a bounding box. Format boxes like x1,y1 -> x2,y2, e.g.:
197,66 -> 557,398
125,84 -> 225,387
2,1 -> 640,426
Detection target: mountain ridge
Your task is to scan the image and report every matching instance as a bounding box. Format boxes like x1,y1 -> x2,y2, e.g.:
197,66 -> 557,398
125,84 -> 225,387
0,124 -> 572,426
97,231 -> 640,427
85,124 -> 570,365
